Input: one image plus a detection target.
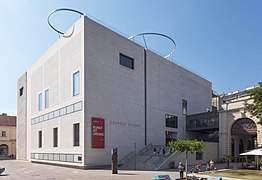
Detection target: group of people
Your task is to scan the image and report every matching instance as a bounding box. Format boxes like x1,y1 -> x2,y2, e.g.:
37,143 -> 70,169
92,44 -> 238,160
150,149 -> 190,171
153,147 -> 168,156
177,159 -> 215,178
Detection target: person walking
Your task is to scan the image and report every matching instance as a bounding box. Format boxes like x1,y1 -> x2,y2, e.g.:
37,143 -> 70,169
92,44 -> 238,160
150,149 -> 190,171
178,162 -> 184,179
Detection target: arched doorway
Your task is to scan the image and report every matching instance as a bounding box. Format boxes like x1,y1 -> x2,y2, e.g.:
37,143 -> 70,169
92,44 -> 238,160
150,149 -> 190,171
0,144 -> 8,156
231,118 -> 257,160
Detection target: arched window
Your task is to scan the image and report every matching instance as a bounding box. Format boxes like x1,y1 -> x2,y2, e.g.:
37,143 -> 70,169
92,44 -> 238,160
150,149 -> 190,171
0,144 -> 8,156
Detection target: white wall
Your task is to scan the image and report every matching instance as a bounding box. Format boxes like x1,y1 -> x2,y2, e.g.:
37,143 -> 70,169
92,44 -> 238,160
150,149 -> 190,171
84,17 -> 146,165
26,17 -> 85,165
146,50 -> 212,145
83,17 -> 212,165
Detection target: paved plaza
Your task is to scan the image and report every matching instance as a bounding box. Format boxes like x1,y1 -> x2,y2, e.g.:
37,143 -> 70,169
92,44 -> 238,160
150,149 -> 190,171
0,160 -> 242,180
0,160 -> 181,180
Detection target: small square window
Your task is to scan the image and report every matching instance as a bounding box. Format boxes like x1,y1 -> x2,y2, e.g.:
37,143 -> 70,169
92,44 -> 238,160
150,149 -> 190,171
196,152 -> 203,160
54,110 -> 60,118
74,102 -> 82,111
43,114 -> 48,121
48,112 -> 54,119
165,114 -> 178,128
1,131 -> 6,137
66,105 -> 74,114
78,156 -> 82,161
59,107 -> 66,116
119,53 -> 134,69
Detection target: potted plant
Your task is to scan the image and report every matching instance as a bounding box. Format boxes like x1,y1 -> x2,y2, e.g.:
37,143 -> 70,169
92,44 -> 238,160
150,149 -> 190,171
224,155 -> 234,168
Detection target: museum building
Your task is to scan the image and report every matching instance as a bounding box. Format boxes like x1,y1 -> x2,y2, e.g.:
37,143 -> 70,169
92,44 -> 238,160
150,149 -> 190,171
17,15 -> 235,168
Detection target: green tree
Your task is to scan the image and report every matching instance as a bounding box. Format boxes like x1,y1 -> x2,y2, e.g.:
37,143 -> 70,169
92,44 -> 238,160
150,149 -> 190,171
168,139 -> 204,180
244,82 -> 262,125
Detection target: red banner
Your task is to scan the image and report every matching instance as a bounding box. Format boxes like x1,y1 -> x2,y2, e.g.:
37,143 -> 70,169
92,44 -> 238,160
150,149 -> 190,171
92,118 -> 105,148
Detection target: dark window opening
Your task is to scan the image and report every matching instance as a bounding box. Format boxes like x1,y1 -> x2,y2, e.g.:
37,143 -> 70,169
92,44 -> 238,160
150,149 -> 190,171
73,123 -> 80,146
196,152 -> 203,160
119,53 -> 134,69
1,131 -> 6,137
182,99 -> 187,115
19,87 -> 24,96
39,131 -> 42,148
53,128 -> 58,147
165,114 -> 178,128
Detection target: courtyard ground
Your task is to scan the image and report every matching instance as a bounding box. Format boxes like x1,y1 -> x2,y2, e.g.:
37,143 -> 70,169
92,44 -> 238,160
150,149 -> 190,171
0,160 -> 245,180
0,160 -> 180,180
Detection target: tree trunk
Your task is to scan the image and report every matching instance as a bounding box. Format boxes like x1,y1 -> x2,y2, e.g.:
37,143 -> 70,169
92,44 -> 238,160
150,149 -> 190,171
185,152 -> 188,180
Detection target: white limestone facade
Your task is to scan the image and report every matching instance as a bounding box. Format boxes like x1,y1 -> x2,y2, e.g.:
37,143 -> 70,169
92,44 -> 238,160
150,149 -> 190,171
17,16 -> 212,168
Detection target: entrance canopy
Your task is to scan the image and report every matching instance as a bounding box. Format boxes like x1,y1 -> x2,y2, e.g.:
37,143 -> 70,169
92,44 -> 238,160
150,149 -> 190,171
239,148 -> 262,156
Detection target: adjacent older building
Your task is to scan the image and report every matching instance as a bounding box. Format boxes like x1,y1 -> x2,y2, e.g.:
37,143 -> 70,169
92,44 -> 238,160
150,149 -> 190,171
17,16 -> 213,168
0,113 -> 16,158
216,87 -> 262,161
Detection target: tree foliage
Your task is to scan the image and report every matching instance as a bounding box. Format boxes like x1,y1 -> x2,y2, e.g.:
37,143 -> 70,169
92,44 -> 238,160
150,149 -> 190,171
245,82 -> 262,125
168,139 -> 204,156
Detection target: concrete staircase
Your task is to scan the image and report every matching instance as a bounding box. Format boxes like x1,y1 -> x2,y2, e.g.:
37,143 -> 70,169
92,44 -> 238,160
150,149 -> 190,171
119,144 -> 177,170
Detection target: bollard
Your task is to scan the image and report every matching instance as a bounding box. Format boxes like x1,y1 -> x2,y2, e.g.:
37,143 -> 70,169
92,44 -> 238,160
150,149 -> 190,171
111,148 -> 118,174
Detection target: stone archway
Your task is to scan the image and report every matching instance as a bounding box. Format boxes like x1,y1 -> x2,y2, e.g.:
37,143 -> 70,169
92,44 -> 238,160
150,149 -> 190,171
0,144 -> 8,156
231,118 -> 257,160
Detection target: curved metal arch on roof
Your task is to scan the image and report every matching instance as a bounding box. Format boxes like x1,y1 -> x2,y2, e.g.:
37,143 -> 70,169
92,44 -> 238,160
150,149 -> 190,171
128,33 -> 176,61
47,8 -> 85,38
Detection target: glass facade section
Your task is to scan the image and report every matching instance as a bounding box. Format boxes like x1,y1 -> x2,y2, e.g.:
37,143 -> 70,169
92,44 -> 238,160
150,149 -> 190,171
31,153 -> 82,163
31,101 -> 82,125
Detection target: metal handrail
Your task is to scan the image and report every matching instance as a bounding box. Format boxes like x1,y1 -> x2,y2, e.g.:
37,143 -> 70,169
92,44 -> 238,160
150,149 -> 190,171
143,153 -> 156,165
155,150 -> 177,170
118,151 -> 135,165
119,143 -> 153,165
137,143 -> 153,156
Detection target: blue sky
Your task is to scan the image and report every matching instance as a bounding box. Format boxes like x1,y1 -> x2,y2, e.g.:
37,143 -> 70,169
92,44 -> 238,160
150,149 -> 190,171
1,0 -> 262,115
